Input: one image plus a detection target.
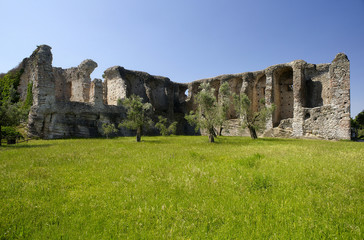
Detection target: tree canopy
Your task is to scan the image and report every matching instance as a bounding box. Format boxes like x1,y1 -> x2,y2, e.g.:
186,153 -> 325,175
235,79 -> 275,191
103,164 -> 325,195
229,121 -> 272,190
185,82 -> 225,142
233,93 -> 275,139
351,110 -> 364,139
0,67 -> 30,145
0,100 -> 28,145
118,95 -> 153,142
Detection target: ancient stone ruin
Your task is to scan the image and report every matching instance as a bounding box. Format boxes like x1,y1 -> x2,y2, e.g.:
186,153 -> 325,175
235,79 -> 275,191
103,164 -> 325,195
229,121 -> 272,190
16,45 -> 350,140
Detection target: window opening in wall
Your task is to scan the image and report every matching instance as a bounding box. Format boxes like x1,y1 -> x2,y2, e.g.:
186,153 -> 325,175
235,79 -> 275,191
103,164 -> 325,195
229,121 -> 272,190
185,89 -> 189,97
305,79 -> 323,108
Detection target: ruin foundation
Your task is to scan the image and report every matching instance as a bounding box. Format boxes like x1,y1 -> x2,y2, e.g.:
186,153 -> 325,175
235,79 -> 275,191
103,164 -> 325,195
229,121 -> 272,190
17,45 -> 350,140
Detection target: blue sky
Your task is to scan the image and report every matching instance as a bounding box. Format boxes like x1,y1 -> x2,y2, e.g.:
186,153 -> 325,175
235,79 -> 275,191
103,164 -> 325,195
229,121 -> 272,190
1,0 -> 363,116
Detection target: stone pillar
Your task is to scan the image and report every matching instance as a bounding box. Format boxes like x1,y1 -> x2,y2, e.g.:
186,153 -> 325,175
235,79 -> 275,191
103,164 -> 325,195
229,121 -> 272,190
329,53 -> 350,140
104,66 -> 128,105
264,68 -> 274,129
292,60 -> 306,137
27,45 -> 56,138
31,45 -> 56,107
90,78 -> 104,107
69,59 -> 97,102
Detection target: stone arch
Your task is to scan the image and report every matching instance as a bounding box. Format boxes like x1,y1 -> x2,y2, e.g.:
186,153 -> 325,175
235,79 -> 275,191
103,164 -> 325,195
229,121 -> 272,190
273,67 -> 293,127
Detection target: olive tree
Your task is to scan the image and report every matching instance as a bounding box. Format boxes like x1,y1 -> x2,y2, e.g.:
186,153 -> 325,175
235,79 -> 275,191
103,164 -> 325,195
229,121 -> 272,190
118,94 -> 153,142
185,82 -> 220,143
233,93 -> 275,139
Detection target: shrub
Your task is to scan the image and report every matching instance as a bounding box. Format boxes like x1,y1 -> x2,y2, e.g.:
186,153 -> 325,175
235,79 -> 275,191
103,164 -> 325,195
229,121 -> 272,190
155,116 -> 177,136
102,123 -> 118,138
1,126 -> 23,140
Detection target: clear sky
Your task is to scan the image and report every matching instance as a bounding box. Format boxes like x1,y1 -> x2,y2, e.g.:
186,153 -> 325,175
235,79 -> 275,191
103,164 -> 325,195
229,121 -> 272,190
1,0 -> 363,116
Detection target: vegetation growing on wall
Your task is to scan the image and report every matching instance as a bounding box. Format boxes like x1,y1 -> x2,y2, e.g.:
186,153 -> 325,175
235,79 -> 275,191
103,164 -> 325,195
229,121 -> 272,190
23,81 -> 33,110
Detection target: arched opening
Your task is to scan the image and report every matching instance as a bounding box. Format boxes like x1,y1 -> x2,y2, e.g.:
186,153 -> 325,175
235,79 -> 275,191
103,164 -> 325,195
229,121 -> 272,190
273,67 -> 293,127
178,85 -> 189,103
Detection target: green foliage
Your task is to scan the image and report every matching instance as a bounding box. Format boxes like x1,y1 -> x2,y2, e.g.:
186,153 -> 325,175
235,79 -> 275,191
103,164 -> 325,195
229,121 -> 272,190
0,68 -> 24,103
0,100 -> 29,145
1,126 -> 22,140
354,110 -> 364,126
233,93 -> 275,139
118,95 -> 153,142
351,110 -> 364,139
0,137 -> 363,239
155,116 -> 177,136
0,67 -> 29,145
101,123 -> 118,138
358,129 -> 364,139
185,111 -> 199,132
185,83 -> 220,142
23,81 -> 33,110
0,100 -> 28,127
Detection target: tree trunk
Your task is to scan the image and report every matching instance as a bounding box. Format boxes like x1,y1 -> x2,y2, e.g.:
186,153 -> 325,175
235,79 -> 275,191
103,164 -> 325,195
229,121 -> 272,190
218,126 -> 223,136
136,126 -> 142,142
208,127 -> 215,143
248,126 -> 258,139
208,133 -> 214,143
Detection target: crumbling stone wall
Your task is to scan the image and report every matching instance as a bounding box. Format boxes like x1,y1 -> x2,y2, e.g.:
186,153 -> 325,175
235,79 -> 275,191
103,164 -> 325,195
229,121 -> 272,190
19,46 -> 129,139
16,45 -> 350,140
103,66 -> 176,116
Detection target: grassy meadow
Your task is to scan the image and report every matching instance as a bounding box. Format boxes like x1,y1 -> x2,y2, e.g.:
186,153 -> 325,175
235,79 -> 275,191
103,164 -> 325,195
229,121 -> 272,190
0,136 -> 363,239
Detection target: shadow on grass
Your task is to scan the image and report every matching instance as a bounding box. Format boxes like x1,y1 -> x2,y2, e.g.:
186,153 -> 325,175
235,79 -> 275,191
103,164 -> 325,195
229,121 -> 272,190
256,138 -> 295,143
210,136 -> 295,146
0,144 -> 52,150
140,139 -> 163,143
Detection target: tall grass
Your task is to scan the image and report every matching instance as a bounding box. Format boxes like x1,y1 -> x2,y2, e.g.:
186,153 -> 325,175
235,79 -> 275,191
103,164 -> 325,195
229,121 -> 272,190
0,136 -> 363,239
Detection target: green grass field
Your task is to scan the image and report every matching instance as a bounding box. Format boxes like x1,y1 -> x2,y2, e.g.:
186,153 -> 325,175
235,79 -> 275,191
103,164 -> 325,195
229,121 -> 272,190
0,136 -> 363,239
